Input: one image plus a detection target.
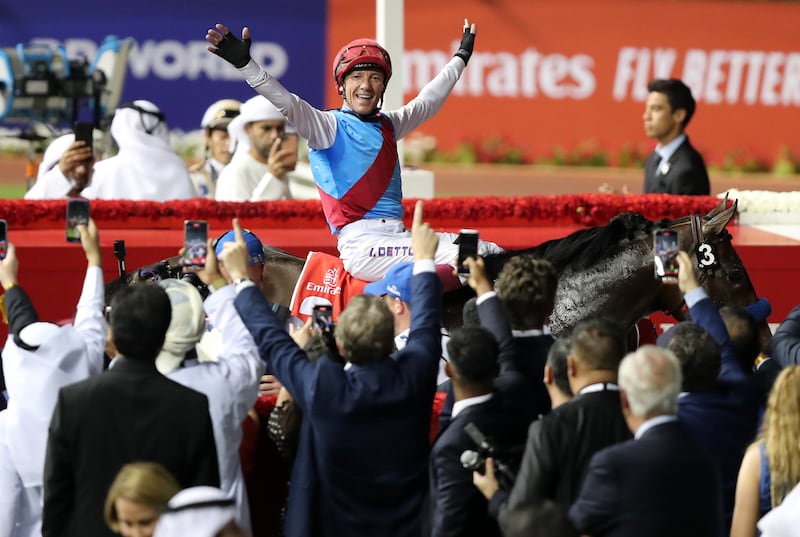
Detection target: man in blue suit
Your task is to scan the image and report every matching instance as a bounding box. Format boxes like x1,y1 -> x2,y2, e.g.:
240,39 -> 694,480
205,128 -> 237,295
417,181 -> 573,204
569,345 -> 723,537
219,201 -> 443,537
660,251 -> 760,533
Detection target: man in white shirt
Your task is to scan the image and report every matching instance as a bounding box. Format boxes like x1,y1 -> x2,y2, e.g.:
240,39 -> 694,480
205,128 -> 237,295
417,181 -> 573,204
215,96 -> 313,201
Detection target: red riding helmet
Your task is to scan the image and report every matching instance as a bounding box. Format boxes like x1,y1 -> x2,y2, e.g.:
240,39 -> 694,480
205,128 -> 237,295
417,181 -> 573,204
332,38 -> 392,94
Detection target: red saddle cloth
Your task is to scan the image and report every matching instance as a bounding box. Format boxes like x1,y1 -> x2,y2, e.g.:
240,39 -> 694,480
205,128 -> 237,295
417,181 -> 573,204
289,251 -> 368,322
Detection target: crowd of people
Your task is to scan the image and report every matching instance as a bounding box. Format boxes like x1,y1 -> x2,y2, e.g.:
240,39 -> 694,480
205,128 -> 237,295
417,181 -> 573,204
2,14 -> 798,537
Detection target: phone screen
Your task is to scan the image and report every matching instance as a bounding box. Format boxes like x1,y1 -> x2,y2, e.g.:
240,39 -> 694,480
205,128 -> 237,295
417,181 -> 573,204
654,229 -> 679,279
0,220 -> 7,260
65,198 -> 90,243
457,229 -> 480,274
183,220 -> 208,267
73,121 -> 93,146
312,304 -> 334,332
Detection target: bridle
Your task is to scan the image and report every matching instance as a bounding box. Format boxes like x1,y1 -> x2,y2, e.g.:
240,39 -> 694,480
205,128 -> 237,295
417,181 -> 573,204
686,214 -> 732,285
661,214 -> 732,319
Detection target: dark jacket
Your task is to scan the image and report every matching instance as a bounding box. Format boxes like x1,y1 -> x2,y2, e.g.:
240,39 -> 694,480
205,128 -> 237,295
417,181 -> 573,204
770,303 -> 800,367
235,271 -> 442,537
42,358 -> 220,537
490,387 -> 631,531
678,295 -> 760,531
429,394 -> 529,537
644,136 -> 710,195
569,420 -> 723,537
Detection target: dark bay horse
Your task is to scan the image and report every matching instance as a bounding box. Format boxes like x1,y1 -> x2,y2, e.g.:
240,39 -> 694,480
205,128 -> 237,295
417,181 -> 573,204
114,197 -> 769,343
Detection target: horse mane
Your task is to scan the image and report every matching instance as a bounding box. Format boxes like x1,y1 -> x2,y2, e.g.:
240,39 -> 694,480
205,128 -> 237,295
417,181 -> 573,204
483,212 -> 658,277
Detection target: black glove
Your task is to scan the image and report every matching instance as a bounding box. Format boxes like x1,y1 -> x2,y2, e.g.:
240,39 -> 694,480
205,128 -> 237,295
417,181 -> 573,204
454,25 -> 476,66
212,30 -> 252,69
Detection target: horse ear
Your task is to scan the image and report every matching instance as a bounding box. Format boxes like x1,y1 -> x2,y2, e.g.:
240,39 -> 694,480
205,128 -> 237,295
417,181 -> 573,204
705,193 -> 729,219
703,198 -> 738,237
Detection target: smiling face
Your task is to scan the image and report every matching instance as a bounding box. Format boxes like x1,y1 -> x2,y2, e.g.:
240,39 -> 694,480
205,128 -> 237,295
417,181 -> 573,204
643,91 -> 686,146
341,69 -> 386,115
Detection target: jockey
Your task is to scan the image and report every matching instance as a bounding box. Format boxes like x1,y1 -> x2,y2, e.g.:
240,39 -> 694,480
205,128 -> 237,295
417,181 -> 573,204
206,18 -> 502,282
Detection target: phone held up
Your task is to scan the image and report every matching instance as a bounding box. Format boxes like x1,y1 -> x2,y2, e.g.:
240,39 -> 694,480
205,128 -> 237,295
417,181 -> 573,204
653,229 -> 679,281
0,219 -> 7,260
65,198 -> 90,243
457,229 -> 479,274
73,121 -> 93,147
312,304 -> 334,333
183,220 -> 208,268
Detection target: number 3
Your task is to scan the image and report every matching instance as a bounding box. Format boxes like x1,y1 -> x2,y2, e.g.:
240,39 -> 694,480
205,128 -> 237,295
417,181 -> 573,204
697,243 -> 716,267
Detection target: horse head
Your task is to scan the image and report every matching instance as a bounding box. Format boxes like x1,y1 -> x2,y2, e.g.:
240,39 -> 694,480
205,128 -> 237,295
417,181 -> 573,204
654,197 -> 771,345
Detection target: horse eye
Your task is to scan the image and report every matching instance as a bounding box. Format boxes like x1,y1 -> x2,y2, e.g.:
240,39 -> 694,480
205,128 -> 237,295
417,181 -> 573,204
726,270 -> 745,286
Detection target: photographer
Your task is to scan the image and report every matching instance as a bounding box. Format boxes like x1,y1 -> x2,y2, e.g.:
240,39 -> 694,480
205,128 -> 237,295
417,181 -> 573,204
25,133 -> 94,199
428,256 -> 530,537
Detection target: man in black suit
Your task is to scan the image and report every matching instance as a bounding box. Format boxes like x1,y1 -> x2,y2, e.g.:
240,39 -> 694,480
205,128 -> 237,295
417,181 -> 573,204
473,317 -> 631,531
42,284 -> 220,537
569,345 -> 723,537
643,78 -> 710,195
428,256 -> 537,537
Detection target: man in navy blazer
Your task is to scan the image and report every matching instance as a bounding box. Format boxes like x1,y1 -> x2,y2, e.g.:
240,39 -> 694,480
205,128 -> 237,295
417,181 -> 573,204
662,252 -> 760,533
643,78 -> 710,195
220,203 -> 443,537
569,345 -> 723,537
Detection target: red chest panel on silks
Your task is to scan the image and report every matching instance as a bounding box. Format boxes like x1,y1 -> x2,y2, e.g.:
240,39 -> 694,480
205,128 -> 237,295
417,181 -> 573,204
289,251 -> 368,322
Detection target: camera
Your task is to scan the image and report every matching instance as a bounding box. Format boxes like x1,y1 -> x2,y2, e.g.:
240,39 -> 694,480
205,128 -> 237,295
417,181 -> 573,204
460,422 -> 521,491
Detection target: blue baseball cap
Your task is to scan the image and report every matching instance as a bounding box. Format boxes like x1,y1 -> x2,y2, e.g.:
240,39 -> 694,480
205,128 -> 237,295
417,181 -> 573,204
214,229 -> 265,265
364,262 -> 413,303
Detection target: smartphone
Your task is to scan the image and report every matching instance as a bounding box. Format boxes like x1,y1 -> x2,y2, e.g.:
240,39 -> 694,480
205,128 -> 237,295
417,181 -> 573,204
457,229 -> 480,274
65,198 -> 90,243
73,121 -> 93,147
280,133 -> 299,171
653,229 -> 679,280
183,220 -> 208,267
0,220 -> 7,260
312,304 -> 334,332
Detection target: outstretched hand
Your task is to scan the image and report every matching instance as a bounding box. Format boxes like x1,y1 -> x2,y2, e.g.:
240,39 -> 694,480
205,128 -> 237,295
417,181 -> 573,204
0,244 -> 19,290
455,18 -> 477,65
410,201 -> 438,262
463,256 -> 492,296
206,24 -> 252,68
676,250 -> 700,294
183,237 -> 224,288
217,219 -> 250,281
77,218 -> 101,268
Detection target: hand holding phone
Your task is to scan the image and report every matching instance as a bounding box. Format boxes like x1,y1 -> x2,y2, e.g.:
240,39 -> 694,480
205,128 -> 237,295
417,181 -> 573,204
65,198 -> 90,243
457,229 -> 479,274
183,220 -> 208,267
312,304 -> 334,333
653,229 -> 679,281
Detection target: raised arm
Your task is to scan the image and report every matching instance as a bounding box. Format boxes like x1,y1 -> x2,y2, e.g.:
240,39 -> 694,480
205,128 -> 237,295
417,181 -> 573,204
206,24 -> 337,149
387,19 -> 476,140
219,219 -> 317,408
71,219 -> 106,374
676,251 -> 743,381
